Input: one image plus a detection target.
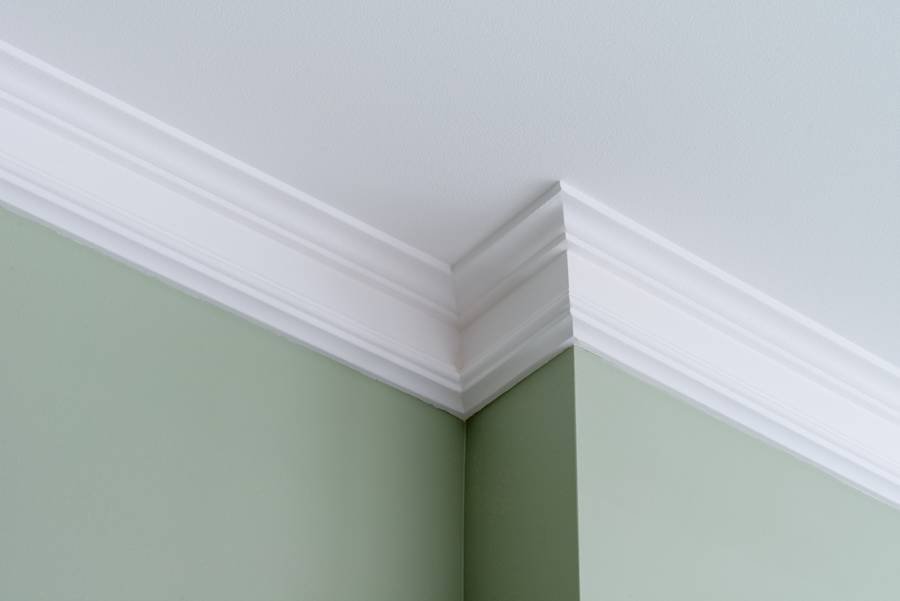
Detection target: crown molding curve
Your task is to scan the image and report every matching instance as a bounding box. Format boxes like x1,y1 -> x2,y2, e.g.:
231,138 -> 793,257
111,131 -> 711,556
2,41 -> 900,506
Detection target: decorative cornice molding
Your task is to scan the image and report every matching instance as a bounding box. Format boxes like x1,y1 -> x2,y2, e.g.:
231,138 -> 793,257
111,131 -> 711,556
2,41 -> 900,505
0,41 -> 463,415
557,183 -> 900,507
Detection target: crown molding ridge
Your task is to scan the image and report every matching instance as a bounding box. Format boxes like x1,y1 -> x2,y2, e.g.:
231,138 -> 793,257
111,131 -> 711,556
557,183 -> 900,506
453,185 -> 567,325
559,182 -> 900,418
460,291 -> 572,416
0,41 -> 455,318
0,41 -> 464,416
452,184 -> 574,415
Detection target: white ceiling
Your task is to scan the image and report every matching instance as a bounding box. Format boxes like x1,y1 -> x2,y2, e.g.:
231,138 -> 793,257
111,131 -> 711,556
2,1 -> 899,365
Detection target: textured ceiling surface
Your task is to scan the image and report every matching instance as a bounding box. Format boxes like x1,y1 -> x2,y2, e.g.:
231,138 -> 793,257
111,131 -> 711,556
2,1 -> 899,364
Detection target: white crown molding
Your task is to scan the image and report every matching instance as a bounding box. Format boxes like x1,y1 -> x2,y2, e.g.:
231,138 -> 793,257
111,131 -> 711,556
0,41 -> 464,415
2,41 -> 900,506
557,183 -> 900,507
457,182 -> 900,505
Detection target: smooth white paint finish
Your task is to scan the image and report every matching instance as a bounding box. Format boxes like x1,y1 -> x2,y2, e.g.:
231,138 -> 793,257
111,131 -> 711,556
3,1 -> 899,368
2,39 -> 900,507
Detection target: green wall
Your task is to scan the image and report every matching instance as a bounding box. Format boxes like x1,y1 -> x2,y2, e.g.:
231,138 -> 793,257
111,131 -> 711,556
464,350 -> 579,601
574,348 -> 900,600
463,348 -> 900,600
0,206 -> 465,601
5,202 -> 900,601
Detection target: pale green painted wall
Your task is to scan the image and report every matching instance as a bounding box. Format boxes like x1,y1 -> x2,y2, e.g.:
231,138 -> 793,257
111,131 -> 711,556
0,206 -> 465,601
464,350 -> 579,601
574,348 -> 900,600
6,200 -> 900,601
